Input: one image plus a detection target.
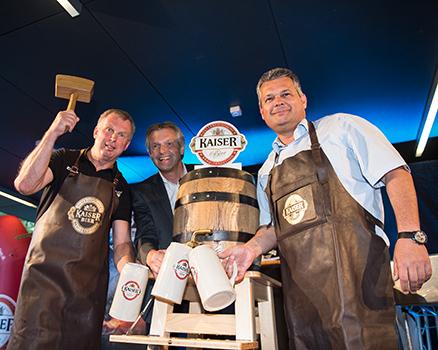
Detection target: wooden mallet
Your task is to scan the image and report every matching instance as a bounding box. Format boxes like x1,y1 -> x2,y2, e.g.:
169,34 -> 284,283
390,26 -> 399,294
55,74 -> 95,111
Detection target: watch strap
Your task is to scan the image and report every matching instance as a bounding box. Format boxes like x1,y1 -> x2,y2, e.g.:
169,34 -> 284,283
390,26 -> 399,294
398,231 -> 417,239
398,230 -> 427,244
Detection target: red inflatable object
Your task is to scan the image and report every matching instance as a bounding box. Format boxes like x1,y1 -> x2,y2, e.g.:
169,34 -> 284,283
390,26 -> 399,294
0,215 -> 31,349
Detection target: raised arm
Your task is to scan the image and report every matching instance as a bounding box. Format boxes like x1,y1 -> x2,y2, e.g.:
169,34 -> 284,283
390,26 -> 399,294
385,166 -> 432,293
14,110 -> 79,195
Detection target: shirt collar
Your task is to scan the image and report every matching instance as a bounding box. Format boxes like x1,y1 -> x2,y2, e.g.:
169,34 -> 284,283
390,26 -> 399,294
272,118 -> 309,154
159,163 -> 187,185
83,147 -> 119,176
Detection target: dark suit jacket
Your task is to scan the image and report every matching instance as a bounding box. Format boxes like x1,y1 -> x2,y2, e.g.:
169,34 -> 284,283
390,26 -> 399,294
130,165 -> 193,264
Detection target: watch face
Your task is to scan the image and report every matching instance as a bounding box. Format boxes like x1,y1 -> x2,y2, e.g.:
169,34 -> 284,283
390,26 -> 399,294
414,231 -> 427,244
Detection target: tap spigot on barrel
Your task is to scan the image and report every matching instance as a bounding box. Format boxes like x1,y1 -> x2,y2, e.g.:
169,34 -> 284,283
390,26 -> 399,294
187,229 -> 213,248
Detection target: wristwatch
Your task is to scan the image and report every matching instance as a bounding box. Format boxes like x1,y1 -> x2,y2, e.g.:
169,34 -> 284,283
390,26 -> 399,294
398,230 -> 428,244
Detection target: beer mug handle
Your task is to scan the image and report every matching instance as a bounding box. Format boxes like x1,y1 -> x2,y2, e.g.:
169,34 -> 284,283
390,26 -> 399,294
229,261 -> 238,286
213,243 -> 238,286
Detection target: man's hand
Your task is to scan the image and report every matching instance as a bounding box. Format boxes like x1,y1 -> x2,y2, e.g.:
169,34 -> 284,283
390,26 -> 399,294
393,238 -> 432,293
218,225 -> 277,282
218,244 -> 259,283
48,110 -> 80,137
146,249 -> 166,278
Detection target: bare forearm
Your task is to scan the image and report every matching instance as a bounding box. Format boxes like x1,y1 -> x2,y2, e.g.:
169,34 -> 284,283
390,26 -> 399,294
245,225 -> 277,257
14,130 -> 58,195
385,167 -> 431,293
112,219 -> 135,272
384,167 -> 420,231
114,241 -> 135,272
15,111 -> 79,195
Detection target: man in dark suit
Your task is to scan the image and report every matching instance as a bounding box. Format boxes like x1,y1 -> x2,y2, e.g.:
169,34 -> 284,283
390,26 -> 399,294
130,122 -> 191,276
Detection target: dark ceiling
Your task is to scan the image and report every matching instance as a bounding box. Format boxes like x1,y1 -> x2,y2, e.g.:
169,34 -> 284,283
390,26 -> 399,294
1,0 -> 437,221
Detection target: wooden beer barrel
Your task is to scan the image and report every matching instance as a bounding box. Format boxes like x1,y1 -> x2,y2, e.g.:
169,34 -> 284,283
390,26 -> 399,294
173,167 -> 259,247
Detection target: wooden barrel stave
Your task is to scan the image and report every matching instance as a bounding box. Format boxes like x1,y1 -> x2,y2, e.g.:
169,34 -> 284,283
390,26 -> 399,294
173,168 -> 259,246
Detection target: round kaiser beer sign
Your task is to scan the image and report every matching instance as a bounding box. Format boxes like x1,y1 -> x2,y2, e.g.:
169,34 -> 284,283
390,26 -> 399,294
190,121 -> 247,166
0,294 -> 15,349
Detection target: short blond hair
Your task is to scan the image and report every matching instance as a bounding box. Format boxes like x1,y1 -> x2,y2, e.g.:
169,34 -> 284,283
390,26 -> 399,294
97,108 -> 135,139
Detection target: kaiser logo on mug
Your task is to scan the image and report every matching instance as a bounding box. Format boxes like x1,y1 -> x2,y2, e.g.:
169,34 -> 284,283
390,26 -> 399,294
109,262 -> 149,322
188,244 -> 237,312
174,259 -> 190,280
121,281 -> 142,300
152,242 -> 192,304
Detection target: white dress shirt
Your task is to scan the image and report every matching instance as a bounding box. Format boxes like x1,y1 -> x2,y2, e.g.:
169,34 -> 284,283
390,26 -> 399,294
257,113 -> 408,245
159,164 -> 187,213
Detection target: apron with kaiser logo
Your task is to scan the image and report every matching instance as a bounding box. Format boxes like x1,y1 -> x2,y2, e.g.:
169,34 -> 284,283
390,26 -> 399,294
266,122 -> 397,349
8,149 -> 119,350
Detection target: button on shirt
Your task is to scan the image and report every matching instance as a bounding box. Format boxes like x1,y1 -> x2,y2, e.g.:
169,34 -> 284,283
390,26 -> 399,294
257,113 -> 408,245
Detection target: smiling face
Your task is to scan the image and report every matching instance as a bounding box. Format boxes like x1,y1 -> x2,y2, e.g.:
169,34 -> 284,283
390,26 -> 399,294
148,128 -> 184,174
91,112 -> 133,166
259,76 -> 307,144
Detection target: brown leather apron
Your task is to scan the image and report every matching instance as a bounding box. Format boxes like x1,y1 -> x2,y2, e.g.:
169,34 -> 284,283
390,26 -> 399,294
8,150 -> 119,350
266,122 -> 397,349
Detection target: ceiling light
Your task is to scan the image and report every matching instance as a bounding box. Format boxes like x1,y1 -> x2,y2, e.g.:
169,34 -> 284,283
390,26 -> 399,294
0,190 -> 37,208
416,68 -> 438,157
230,105 -> 242,117
56,0 -> 82,17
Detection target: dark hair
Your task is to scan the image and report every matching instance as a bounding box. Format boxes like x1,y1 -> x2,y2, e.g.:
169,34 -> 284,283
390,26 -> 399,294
145,121 -> 185,154
98,108 -> 136,139
256,67 -> 303,105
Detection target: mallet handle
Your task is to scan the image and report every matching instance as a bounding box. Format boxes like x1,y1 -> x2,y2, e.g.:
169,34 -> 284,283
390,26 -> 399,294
67,92 -> 79,111
64,92 -> 79,133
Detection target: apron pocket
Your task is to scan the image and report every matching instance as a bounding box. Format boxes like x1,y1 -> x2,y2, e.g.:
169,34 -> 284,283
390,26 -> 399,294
275,179 -> 327,240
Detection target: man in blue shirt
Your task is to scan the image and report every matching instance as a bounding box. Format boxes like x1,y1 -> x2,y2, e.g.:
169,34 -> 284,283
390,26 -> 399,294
220,67 -> 431,349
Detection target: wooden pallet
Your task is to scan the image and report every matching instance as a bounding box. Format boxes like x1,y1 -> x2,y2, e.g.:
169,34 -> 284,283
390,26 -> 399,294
110,334 -> 258,349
